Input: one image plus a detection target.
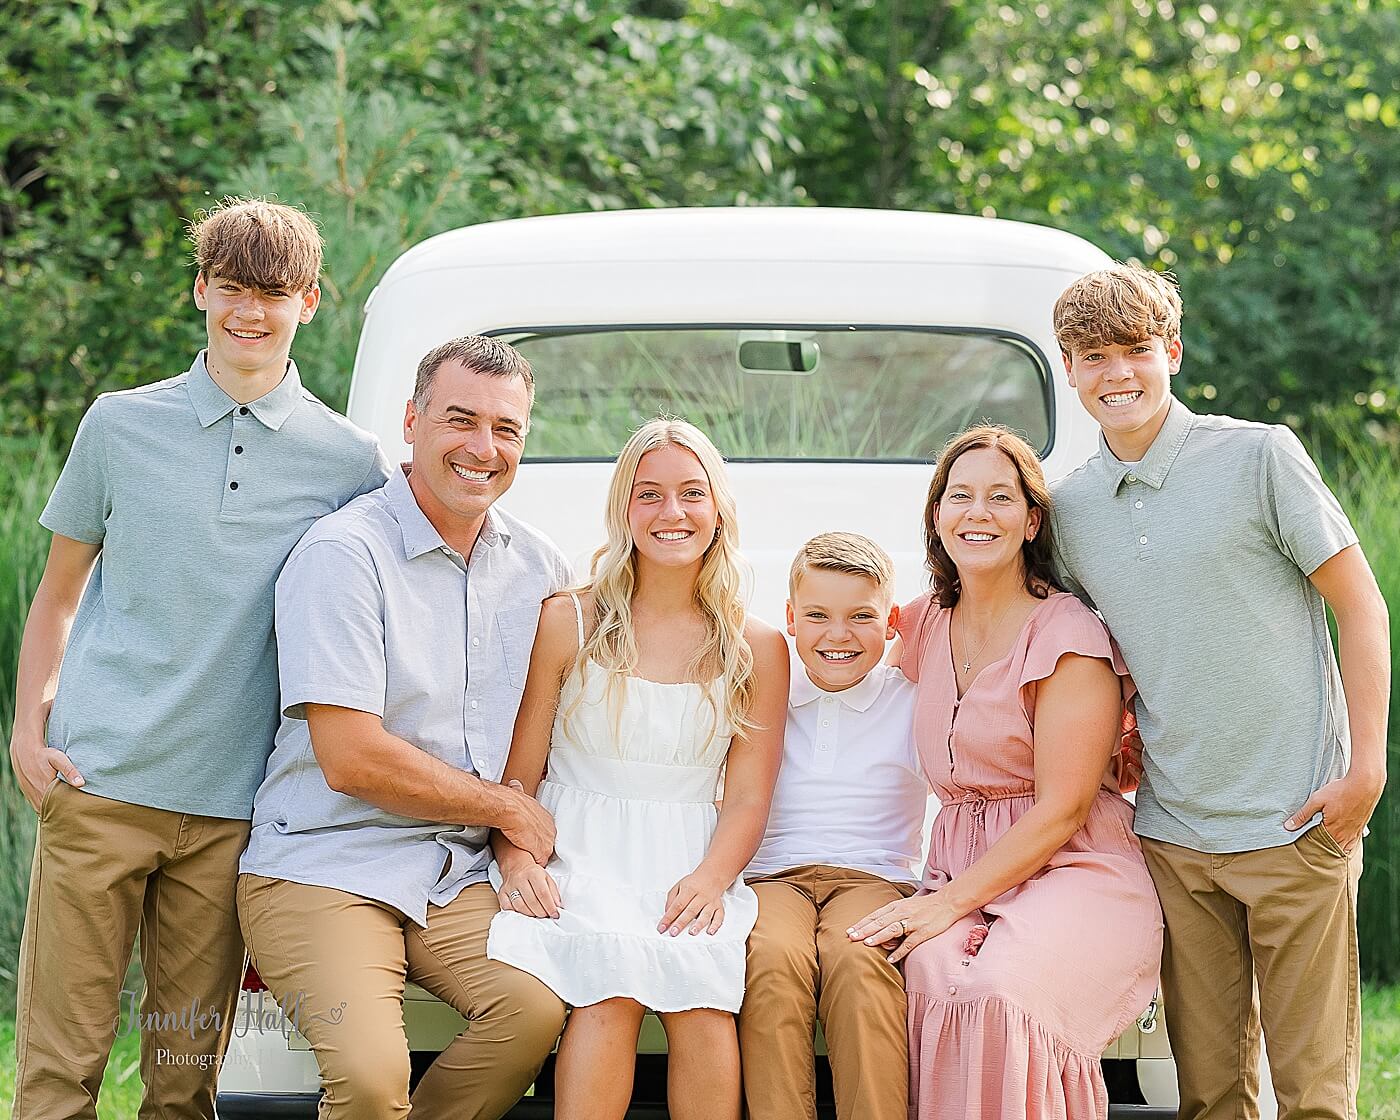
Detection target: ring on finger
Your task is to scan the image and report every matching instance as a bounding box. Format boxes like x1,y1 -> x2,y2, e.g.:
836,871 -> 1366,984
508,889 -> 523,901
897,919 -> 907,936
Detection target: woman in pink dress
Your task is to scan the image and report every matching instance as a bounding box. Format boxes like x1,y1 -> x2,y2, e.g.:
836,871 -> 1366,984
849,425 -> 1162,1120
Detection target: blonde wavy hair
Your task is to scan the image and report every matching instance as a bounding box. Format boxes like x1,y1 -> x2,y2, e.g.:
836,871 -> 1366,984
566,418 -> 757,744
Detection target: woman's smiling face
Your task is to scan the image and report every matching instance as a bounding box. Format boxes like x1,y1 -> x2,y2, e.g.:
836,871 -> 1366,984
934,446 -> 1041,582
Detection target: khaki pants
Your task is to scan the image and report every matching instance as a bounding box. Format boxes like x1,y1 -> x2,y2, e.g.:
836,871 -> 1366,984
1141,827 -> 1363,1120
14,779 -> 250,1120
738,865 -> 915,1120
237,874 -> 565,1120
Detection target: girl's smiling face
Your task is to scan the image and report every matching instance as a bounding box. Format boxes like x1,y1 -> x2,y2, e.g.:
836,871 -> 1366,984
627,443 -> 718,570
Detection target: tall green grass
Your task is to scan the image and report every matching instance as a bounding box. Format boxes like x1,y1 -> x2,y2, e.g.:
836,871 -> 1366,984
0,431 -> 60,1010
1316,417 -> 1400,982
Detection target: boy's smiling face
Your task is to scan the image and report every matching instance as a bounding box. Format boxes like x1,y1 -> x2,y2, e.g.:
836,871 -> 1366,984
194,271 -> 319,382
787,568 -> 898,693
1064,334 -> 1182,463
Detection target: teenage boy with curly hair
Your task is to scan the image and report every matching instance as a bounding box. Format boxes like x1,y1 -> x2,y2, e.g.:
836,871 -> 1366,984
1051,262 -> 1389,1120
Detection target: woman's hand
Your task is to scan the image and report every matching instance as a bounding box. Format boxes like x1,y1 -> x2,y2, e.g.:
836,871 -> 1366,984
659,869 -> 727,936
497,860 -> 563,919
847,893 -> 958,965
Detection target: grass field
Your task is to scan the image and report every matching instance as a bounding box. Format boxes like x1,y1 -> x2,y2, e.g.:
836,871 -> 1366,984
0,989 -> 1397,1116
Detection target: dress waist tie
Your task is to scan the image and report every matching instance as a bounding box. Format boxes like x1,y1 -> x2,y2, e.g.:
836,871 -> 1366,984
950,789 -> 1034,874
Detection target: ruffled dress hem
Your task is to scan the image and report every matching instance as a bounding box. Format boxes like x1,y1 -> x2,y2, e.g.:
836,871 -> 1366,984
906,991 -> 1108,1120
488,920 -> 746,1012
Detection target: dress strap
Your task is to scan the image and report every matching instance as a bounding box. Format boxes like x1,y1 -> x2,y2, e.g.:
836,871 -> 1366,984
566,591 -> 585,648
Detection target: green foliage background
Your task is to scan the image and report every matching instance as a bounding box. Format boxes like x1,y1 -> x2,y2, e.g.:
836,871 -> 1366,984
1,0 -> 1397,989
3,1 -> 1398,427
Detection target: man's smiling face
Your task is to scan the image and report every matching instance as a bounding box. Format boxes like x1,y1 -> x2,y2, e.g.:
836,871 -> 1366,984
1064,334 -> 1182,462
403,359 -> 531,538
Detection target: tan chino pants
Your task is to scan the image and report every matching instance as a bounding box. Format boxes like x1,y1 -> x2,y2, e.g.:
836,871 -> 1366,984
14,779 -> 250,1120
739,865 -> 916,1120
237,874 -> 565,1120
1141,826 -> 1363,1120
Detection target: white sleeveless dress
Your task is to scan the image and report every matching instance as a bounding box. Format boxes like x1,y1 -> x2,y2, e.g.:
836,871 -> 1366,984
486,599 -> 759,1012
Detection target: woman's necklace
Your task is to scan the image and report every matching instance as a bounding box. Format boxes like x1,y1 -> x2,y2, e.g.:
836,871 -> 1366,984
954,596 -> 1019,675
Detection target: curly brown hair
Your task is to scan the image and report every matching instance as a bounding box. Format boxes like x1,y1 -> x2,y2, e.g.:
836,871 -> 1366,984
1053,261 -> 1183,357
921,425 -> 1059,608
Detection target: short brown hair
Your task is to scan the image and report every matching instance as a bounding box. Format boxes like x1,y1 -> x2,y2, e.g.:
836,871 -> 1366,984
789,532 -> 894,600
1053,261 -> 1183,356
189,197 -> 322,292
921,425 -> 1058,609
413,336 -> 536,410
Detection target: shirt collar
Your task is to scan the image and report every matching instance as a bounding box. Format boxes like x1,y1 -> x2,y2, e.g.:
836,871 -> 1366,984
186,350 -> 304,431
386,465 -> 512,561
1097,397 -> 1195,495
789,661 -> 889,713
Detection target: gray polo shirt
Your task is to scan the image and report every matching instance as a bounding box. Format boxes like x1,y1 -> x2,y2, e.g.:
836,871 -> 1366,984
239,466 -> 573,925
39,353 -> 388,819
1052,399 -> 1357,853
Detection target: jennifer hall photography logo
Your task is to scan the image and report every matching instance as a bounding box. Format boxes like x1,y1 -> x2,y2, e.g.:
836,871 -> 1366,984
112,988 -> 347,1066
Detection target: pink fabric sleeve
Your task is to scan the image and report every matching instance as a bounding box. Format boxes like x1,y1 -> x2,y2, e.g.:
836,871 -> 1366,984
1017,595 -> 1136,726
896,591 -> 936,683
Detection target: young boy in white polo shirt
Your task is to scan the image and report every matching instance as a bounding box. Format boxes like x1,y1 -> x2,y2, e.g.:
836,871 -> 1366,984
739,532 -> 927,1120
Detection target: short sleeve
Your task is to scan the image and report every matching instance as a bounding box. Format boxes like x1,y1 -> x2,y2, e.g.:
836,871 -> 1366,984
275,540 -> 387,720
1018,595 -> 1134,724
39,399 -> 111,544
351,443 -> 392,499
1260,426 -> 1357,576
552,548 -> 576,595
895,591 -> 937,683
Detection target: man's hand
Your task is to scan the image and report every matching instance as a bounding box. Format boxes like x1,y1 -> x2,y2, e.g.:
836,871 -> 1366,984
497,779 -> 556,866
1117,718 -> 1143,795
9,703 -> 84,811
1285,770 -> 1385,853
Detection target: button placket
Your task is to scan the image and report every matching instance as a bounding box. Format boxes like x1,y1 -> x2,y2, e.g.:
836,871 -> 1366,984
814,697 -> 838,774
460,567 -> 481,773
1125,479 -> 1153,558
221,413 -> 251,514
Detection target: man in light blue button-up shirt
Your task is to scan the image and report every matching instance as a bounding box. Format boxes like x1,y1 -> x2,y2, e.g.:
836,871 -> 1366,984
10,200 -> 388,1120
239,336 -> 573,1120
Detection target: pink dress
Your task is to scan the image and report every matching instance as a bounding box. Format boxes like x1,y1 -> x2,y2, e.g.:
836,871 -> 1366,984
898,591 -> 1162,1120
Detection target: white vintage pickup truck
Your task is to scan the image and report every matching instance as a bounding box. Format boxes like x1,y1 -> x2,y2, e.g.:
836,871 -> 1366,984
216,206 -> 1217,1118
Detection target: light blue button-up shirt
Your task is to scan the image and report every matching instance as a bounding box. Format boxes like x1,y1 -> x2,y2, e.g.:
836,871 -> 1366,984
240,466 -> 573,925
39,353 -> 388,818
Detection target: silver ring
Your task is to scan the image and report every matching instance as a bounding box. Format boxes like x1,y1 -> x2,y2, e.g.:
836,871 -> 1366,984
898,919 -> 907,936
508,890 -> 523,901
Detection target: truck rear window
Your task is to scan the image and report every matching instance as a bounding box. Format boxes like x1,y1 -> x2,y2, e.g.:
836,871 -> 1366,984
504,326 -> 1051,461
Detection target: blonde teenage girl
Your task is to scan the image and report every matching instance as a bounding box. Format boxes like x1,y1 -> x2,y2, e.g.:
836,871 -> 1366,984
487,418 -> 788,1120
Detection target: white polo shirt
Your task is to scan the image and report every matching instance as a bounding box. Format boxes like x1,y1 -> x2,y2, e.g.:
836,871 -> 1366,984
747,663 -> 927,884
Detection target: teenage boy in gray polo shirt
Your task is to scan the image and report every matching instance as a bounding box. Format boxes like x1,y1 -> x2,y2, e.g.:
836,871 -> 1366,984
1050,263 -> 1389,1120
7,198 -> 388,1118
238,336 -> 573,1120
